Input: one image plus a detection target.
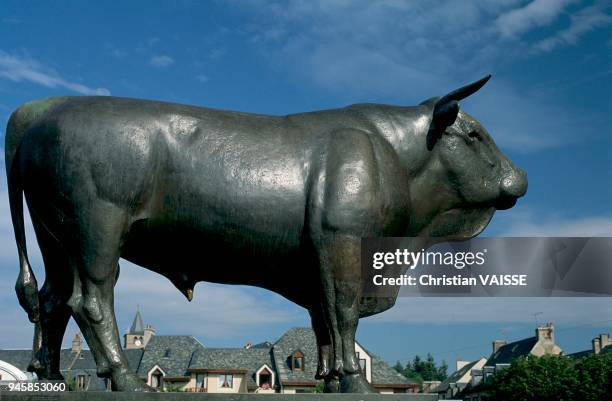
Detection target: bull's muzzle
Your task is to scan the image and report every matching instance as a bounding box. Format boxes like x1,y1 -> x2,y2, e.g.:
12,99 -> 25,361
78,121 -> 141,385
496,167 -> 528,210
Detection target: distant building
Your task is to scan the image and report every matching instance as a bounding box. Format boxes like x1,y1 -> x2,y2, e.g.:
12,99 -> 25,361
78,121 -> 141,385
567,333 -> 612,359
431,357 -> 487,399
124,309 -> 156,350
459,323 -> 563,401
0,312 -> 416,393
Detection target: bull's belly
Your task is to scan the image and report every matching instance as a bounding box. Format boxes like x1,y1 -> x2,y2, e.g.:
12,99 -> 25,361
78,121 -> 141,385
119,217 -> 320,307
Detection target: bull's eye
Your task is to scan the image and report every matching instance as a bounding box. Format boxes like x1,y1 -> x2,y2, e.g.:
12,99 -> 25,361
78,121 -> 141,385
468,131 -> 482,141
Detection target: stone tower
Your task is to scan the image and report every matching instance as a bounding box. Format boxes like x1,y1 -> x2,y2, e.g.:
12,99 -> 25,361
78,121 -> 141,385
124,309 -> 155,349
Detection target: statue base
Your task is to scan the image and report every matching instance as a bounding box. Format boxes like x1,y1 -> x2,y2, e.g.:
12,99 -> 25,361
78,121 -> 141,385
0,392 -> 438,401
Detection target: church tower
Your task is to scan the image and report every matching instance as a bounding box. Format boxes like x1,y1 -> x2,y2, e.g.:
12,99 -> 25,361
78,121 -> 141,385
124,308 -> 155,349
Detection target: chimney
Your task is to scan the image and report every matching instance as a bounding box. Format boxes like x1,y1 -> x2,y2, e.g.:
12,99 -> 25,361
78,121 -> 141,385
492,340 -> 506,353
536,322 -> 554,343
143,324 -> 156,348
592,337 -> 602,354
72,333 -> 83,353
601,333 -> 610,348
456,360 -> 469,371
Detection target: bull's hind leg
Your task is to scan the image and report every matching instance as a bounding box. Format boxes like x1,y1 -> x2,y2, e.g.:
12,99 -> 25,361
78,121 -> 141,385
28,221 -> 72,380
66,202 -> 151,391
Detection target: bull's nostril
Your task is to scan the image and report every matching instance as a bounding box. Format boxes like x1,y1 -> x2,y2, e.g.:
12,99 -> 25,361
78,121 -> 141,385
501,170 -> 528,199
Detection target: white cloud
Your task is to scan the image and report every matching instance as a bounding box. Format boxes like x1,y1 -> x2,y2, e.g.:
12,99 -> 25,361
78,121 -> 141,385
0,50 -> 111,96
150,55 -> 175,68
103,42 -> 128,60
495,0 -> 578,39
230,1 -> 606,152
533,4 -> 612,53
368,297 -> 612,324
196,74 -> 209,83
501,213 -> 612,237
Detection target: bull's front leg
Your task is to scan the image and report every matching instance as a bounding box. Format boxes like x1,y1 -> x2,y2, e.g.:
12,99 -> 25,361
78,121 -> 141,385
309,305 -> 339,392
306,129 -> 383,393
316,234 -> 375,393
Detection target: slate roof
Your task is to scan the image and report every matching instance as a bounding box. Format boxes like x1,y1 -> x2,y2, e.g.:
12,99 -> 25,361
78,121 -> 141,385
270,327 -> 413,387
370,353 -> 416,386
485,337 -> 538,366
0,349 -> 34,372
567,349 -> 594,359
124,348 -> 145,371
1,327 -> 412,390
129,311 -> 145,334
61,368 -> 108,391
432,359 -> 481,393
189,347 -> 275,388
271,327 -> 319,385
136,335 -> 204,378
0,348 -> 108,391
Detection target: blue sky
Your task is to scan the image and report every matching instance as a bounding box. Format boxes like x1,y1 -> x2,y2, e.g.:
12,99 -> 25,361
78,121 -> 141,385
1,0 -> 611,369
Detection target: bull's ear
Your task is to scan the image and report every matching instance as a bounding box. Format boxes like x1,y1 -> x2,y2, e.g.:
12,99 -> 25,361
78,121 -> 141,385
425,74 -> 491,150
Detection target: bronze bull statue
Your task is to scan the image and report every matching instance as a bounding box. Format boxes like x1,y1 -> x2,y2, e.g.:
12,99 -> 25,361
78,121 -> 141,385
5,75 -> 526,392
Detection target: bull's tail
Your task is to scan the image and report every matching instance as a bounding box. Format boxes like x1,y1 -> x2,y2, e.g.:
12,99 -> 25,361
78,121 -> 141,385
7,146 -> 39,323
5,97 -> 69,324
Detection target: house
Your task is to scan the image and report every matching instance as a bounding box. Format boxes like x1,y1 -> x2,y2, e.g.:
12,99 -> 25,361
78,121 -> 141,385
567,333 -> 612,359
431,357 -> 487,399
458,323 -> 563,401
0,351 -> 37,383
0,311 -> 416,393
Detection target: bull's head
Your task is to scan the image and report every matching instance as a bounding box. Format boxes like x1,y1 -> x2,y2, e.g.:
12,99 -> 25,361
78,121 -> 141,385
411,75 -> 527,239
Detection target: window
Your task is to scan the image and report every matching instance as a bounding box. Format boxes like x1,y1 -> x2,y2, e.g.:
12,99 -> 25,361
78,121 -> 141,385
76,375 -> 87,391
356,351 -> 367,378
196,373 -> 205,389
163,349 -> 171,358
151,372 -> 163,389
359,358 -> 367,377
258,367 -> 273,388
292,350 -> 304,371
219,374 -> 233,389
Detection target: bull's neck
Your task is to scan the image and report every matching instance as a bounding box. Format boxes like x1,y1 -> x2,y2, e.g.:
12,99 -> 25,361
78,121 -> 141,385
352,104 -> 433,177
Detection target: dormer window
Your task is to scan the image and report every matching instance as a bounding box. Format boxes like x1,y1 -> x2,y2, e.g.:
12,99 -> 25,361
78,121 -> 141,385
256,364 -> 275,389
291,350 -> 304,371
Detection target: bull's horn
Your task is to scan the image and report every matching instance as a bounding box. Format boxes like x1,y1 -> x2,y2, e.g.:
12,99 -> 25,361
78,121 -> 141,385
425,74 -> 491,150
439,74 -> 491,103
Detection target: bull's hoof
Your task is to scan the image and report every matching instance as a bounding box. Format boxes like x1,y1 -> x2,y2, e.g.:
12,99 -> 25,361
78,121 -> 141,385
27,358 -> 43,375
111,370 -> 155,392
340,373 -> 376,393
96,363 -> 112,378
27,357 -> 64,380
324,377 -> 340,393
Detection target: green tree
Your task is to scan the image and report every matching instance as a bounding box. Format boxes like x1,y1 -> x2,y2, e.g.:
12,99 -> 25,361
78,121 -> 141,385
489,356 -> 577,401
394,354 -> 448,384
573,353 -> 612,401
488,353 -> 612,401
